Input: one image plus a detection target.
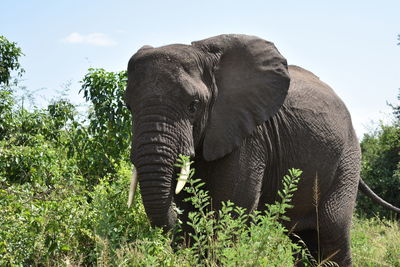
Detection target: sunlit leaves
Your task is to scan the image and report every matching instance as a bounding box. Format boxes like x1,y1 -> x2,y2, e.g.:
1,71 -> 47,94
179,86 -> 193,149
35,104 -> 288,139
0,36 -> 24,87
80,68 -> 131,178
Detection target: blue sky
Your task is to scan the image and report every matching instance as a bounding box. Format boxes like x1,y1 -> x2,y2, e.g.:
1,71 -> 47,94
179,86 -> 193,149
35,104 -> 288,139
2,0 -> 399,137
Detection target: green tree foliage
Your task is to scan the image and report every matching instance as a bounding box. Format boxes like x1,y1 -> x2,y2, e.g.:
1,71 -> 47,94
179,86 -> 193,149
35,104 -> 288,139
390,36 -> 400,119
391,89 -> 400,120
0,89 -> 15,139
358,124 -> 400,217
1,70 -> 131,185
0,85 -> 141,265
0,39 -> 139,264
80,68 -> 131,180
0,94 -> 81,185
0,36 -> 24,86
0,36 -> 23,139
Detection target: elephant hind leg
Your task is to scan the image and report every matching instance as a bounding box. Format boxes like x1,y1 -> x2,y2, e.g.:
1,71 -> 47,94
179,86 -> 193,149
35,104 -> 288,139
291,229 -> 318,264
317,165 -> 359,265
312,146 -> 360,266
317,221 -> 352,266
292,227 -> 350,266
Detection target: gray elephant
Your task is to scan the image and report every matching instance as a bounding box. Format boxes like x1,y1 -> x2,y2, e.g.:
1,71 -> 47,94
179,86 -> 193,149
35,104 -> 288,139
124,34 -> 399,266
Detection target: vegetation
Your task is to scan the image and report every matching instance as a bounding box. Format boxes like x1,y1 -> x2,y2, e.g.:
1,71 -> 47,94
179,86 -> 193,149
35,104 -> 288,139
1,35 -> 399,266
356,36 -> 400,218
358,123 -> 400,217
356,35 -> 400,218
351,216 -> 400,267
80,68 -> 131,180
0,35 -> 24,86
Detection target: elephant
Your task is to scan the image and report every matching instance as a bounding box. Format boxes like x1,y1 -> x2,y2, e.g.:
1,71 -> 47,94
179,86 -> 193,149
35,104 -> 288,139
124,34 -> 400,266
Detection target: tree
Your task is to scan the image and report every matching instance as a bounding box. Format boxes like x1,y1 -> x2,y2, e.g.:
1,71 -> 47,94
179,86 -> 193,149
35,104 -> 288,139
359,124 -> 400,217
0,36 -> 24,139
80,68 -> 131,179
0,36 -> 24,87
392,90 -> 400,120
357,34 -> 400,217
390,35 -> 400,119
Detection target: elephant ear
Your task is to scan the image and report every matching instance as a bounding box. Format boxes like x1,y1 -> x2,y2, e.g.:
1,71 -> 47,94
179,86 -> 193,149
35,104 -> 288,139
192,34 -> 290,161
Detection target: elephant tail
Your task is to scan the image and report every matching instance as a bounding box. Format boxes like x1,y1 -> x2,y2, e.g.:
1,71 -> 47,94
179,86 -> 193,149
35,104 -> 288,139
359,178 -> 400,214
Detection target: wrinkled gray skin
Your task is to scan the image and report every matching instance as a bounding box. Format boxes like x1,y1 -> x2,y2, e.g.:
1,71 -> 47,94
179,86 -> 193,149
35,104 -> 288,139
125,34 -> 399,266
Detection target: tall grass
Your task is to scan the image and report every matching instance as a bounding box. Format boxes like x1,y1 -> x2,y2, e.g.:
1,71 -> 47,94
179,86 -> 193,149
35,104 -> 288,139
351,216 -> 400,267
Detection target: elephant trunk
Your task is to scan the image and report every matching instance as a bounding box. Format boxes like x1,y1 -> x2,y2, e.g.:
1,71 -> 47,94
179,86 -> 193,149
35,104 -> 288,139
133,137 -> 178,229
130,105 -> 194,229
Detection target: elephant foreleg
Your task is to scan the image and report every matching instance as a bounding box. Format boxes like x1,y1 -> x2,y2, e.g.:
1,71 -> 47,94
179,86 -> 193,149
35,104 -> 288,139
204,136 -> 267,213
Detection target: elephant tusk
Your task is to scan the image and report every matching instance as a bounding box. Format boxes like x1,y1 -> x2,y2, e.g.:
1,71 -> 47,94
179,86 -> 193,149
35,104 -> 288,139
175,159 -> 191,194
127,167 -> 138,208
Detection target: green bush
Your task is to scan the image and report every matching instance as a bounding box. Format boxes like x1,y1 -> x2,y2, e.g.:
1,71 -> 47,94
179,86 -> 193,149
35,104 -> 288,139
90,161 -> 150,265
358,124 -> 400,217
0,158 -> 144,266
0,174 -> 92,265
0,98 -> 80,186
177,155 -> 303,266
115,160 -> 308,267
0,88 -> 142,265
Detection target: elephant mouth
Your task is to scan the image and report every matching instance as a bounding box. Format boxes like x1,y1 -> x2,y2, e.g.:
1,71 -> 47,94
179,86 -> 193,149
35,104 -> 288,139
128,159 -> 191,206
127,157 -> 192,229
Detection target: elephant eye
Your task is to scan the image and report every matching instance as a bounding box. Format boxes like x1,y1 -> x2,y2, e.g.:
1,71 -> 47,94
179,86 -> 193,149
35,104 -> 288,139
188,99 -> 200,114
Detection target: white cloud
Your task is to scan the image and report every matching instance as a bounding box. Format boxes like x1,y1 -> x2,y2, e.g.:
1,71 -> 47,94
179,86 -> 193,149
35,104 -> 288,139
62,32 -> 117,46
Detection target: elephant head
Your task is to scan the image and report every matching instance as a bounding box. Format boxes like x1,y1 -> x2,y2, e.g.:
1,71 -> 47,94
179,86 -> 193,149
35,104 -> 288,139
125,34 -> 290,229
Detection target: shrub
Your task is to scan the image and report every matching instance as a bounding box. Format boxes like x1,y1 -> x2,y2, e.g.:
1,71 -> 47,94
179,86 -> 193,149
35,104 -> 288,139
0,173 -> 93,265
0,158 -> 142,266
358,124 -> 400,217
117,156 -> 307,266
90,161 -> 150,265
179,164 -> 304,266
